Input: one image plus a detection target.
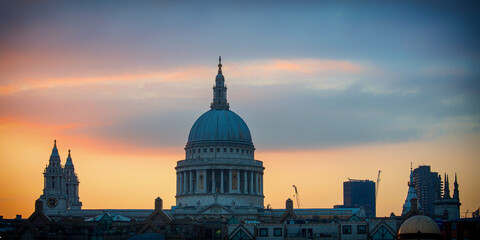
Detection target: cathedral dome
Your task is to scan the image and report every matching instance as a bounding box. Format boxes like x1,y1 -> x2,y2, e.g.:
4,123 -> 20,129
177,57 -> 264,210
187,109 -> 252,146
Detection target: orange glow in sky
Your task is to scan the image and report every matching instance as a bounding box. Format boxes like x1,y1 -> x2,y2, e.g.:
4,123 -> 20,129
1,1 -> 479,220
1,115 -> 479,218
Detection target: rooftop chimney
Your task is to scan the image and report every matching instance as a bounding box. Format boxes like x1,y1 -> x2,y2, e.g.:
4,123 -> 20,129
155,197 -> 163,210
35,199 -> 44,212
286,198 -> 294,211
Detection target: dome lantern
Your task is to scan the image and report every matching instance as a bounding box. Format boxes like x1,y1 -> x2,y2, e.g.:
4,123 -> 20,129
211,56 -> 229,110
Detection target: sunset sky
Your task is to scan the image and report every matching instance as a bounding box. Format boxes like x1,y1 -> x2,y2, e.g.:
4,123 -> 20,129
1,1 -> 479,219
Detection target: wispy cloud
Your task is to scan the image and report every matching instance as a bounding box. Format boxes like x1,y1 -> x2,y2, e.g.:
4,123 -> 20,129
0,58 -> 366,95
229,59 -> 364,90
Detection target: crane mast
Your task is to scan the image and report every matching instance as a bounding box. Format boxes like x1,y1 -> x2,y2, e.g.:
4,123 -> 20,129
376,170 -> 381,201
292,185 -> 302,208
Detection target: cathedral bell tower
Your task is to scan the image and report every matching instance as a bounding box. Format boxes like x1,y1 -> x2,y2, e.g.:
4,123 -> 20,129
39,140 -> 69,215
65,149 -> 82,210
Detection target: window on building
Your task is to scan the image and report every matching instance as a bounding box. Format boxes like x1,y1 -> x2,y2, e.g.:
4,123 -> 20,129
343,225 -> 352,234
301,228 -> 313,237
205,229 -> 213,238
258,228 -> 268,237
274,228 -> 282,236
227,216 -> 240,224
224,148 -> 227,152
236,148 -> 239,153
357,225 -> 367,234
232,170 -> 239,190
242,149 -> 245,153
230,148 -> 233,152
193,149 -> 195,153
215,229 -> 222,238
210,148 -> 214,152
217,148 -> 220,152
232,229 -> 251,240
371,225 -> 394,240
204,148 -> 207,153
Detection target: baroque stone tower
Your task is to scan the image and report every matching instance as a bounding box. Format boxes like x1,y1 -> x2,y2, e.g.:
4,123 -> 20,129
64,149 -> 82,210
39,140 -> 82,215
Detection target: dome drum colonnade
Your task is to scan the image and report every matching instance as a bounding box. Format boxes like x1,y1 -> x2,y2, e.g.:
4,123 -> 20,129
175,57 -> 264,208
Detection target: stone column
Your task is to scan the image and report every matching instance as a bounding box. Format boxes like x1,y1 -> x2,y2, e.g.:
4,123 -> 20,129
244,170 -> 248,193
184,171 -> 188,195
220,169 -> 224,193
250,171 -> 254,195
229,169 -> 232,193
260,173 -> 263,195
253,172 -> 256,195
212,169 -> 216,193
178,172 -> 181,195
257,173 -> 260,195
189,171 -> 193,194
176,172 -> 179,195
180,172 -> 183,195
196,170 -> 200,193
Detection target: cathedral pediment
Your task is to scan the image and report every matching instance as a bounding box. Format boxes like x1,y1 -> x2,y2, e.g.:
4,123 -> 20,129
197,203 -> 236,215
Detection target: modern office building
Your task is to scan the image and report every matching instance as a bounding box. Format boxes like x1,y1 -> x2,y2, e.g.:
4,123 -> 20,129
412,165 -> 442,216
343,179 -> 376,218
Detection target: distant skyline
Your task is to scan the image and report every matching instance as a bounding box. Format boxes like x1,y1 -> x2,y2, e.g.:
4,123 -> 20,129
1,1 -> 479,218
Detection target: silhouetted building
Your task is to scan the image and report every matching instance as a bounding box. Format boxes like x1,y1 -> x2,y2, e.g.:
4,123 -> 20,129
412,166 -> 442,216
343,179 -> 376,217
434,173 -> 461,220
410,165 -> 461,219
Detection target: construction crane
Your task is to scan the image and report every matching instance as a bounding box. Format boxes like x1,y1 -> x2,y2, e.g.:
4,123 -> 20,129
292,185 -> 302,208
376,170 -> 381,201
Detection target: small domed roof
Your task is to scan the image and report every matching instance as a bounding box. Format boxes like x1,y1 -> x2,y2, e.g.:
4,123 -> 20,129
187,109 -> 252,146
398,215 -> 441,239
51,140 -> 59,157
65,149 -> 73,166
